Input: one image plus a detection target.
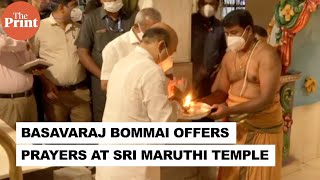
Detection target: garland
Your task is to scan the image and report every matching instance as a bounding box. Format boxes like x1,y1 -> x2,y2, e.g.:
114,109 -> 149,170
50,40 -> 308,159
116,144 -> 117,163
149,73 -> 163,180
274,0 -> 305,44
272,0 -> 320,72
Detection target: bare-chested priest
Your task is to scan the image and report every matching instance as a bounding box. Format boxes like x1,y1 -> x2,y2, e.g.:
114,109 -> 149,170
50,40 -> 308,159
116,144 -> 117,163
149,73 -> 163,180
202,10 -> 283,180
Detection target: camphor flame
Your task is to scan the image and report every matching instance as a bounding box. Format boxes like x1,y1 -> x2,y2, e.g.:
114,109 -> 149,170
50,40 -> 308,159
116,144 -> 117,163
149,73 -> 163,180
183,94 -> 192,108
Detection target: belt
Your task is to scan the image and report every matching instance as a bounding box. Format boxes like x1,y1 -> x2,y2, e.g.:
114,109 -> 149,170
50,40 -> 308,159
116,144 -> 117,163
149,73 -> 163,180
56,80 -> 87,91
0,89 -> 33,99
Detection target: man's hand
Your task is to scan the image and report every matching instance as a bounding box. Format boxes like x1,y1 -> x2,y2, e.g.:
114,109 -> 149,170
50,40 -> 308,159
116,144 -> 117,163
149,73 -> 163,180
101,80 -> 108,91
168,78 -> 188,96
31,69 -> 44,76
41,76 -> 59,101
208,103 -> 229,119
78,48 -> 101,78
45,83 -> 59,101
174,78 -> 188,92
168,78 -> 188,103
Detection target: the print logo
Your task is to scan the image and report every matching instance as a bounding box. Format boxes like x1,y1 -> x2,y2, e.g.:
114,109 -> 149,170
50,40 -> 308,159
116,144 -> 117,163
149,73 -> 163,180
1,2 -> 40,40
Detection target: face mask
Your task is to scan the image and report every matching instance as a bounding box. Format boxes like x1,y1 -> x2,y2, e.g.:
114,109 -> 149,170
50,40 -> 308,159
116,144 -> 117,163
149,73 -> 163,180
159,56 -> 173,73
200,4 -> 216,18
70,7 -> 83,22
103,0 -> 123,13
158,43 -> 169,62
158,44 -> 174,73
136,24 -> 144,41
227,28 -> 248,52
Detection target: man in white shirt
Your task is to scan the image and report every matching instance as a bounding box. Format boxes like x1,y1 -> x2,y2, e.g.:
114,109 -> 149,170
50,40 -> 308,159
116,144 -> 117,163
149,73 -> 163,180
100,7 -> 162,90
0,1 -> 38,128
96,24 -> 179,180
31,0 -> 91,122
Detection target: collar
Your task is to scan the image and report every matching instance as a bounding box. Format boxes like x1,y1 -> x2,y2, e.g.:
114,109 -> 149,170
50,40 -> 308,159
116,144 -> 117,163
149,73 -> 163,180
48,14 -> 76,32
135,46 -> 154,61
99,7 -> 108,19
129,28 -> 140,45
48,14 -> 57,25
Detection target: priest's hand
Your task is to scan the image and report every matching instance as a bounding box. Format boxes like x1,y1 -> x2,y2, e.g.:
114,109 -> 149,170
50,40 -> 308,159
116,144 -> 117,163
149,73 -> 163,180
208,103 -> 229,120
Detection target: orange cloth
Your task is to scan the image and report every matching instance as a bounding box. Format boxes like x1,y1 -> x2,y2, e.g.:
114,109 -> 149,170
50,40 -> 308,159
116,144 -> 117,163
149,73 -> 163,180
218,93 -> 283,180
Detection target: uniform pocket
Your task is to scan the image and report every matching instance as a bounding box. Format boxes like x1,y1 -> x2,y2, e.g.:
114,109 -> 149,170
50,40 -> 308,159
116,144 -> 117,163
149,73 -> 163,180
94,31 -> 114,52
74,88 -> 91,103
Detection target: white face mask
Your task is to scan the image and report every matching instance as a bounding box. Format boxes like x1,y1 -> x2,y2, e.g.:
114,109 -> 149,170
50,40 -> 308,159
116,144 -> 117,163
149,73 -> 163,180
70,7 -> 83,22
159,56 -> 174,74
136,24 -> 144,41
158,43 -> 169,62
103,0 -> 123,13
227,28 -> 248,52
200,4 -> 216,18
158,45 -> 174,73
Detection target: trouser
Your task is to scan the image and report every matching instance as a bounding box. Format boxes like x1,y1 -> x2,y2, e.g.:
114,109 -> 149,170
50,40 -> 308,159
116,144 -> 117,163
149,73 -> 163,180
91,76 -> 106,122
33,76 -> 45,122
44,88 -> 92,122
0,94 -> 37,129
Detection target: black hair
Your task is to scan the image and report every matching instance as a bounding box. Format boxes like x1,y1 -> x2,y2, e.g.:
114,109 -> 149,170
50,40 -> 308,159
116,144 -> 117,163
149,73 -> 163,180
51,0 -> 75,11
0,0 -> 14,8
83,0 -> 101,14
142,27 -> 170,48
222,9 -> 254,30
198,0 -> 220,7
253,25 -> 268,37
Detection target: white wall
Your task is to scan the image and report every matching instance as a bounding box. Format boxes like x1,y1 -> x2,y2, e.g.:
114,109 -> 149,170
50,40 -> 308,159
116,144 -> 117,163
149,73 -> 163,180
246,0 -> 279,28
139,0 -> 192,63
138,0 -> 193,83
290,102 -> 320,163
152,0 -> 192,63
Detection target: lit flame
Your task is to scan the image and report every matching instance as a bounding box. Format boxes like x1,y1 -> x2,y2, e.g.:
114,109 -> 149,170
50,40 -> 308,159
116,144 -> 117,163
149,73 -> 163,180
183,94 -> 192,108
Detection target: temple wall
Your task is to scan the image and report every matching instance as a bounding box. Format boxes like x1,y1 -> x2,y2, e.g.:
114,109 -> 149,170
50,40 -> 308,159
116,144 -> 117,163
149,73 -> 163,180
246,0 -> 279,28
289,9 -> 320,163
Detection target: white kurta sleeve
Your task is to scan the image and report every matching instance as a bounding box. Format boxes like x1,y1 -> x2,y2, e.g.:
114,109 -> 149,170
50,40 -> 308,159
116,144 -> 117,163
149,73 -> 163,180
141,67 -> 178,122
101,44 -> 120,80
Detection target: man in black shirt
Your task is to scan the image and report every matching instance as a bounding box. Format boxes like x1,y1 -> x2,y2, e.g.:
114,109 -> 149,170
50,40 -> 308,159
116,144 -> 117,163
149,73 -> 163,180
75,0 -> 136,122
192,0 -> 227,100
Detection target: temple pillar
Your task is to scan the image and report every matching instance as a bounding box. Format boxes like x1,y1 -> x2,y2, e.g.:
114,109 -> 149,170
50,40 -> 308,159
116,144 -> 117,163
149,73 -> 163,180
280,73 -> 301,164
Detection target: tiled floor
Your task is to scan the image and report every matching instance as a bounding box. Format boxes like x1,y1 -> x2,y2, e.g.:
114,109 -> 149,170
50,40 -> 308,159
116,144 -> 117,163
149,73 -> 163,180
282,158 -> 320,180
